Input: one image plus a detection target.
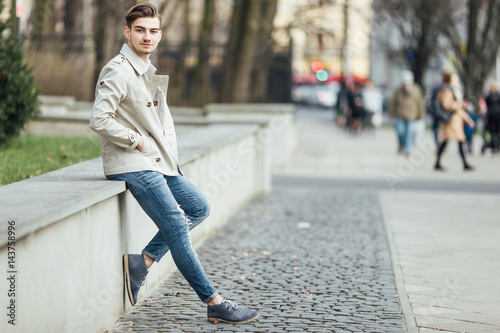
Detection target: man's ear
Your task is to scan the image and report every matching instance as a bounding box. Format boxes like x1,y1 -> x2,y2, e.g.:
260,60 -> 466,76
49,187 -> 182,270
123,26 -> 130,41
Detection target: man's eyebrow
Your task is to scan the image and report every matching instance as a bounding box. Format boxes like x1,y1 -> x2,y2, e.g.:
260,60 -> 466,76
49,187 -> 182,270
134,25 -> 160,30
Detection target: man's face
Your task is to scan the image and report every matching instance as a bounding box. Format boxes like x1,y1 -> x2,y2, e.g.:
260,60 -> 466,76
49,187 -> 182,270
124,17 -> 162,61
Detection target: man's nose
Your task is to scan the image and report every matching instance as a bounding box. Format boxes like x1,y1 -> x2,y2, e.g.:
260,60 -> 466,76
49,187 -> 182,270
143,32 -> 151,40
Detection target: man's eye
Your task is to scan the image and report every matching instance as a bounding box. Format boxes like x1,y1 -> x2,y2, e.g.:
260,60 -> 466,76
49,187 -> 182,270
136,29 -> 143,32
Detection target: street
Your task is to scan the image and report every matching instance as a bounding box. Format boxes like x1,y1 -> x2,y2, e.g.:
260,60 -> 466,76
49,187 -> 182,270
106,107 -> 500,333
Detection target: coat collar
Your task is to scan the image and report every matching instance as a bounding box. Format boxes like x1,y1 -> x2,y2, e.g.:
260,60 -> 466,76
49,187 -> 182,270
119,44 -> 168,97
120,43 -> 157,76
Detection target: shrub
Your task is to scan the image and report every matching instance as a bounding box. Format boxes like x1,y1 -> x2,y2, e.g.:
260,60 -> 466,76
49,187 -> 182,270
0,2 -> 40,145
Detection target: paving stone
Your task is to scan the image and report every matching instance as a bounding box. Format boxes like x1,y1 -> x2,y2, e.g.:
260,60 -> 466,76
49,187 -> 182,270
106,186 -> 405,332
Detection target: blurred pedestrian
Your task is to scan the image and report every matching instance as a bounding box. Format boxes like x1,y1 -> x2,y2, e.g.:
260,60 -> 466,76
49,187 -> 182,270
434,73 -> 475,171
335,79 -> 349,128
388,70 -> 426,156
429,80 -> 446,147
348,83 -> 365,135
483,81 -> 500,154
361,80 -> 384,132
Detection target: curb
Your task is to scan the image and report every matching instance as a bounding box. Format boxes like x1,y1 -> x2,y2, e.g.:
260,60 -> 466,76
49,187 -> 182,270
378,193 -> 419,333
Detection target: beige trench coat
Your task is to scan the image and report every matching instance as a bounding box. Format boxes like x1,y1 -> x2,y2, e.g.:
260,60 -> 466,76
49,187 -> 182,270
89,44 -> 179,176
438,88 -> 471,142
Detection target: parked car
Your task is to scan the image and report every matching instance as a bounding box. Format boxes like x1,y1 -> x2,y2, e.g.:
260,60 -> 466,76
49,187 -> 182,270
292,83 -> 340,108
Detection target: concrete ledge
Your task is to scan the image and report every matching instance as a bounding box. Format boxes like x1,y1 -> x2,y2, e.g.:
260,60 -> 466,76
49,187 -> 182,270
0,124 -> 263,246
204,103 -> 295,114
0,165 -> 124,248
0,123 -> 271,333
26,102 -> 297,169
203,104 -> 296,169
38,95 -> 76,116
170,106 -> 205,117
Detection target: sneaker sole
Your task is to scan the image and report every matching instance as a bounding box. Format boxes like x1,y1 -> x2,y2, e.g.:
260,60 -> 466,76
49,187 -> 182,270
123,254 -> 135,306
208,313 -> 259,324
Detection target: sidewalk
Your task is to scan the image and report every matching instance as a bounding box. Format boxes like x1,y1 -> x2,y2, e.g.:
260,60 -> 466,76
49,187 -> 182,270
105,107 -> 500,333
282,108 -> 500,332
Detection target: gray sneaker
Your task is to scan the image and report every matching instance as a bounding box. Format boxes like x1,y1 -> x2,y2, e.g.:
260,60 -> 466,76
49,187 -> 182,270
207,299 -> 259,324
123,254 -> 148,306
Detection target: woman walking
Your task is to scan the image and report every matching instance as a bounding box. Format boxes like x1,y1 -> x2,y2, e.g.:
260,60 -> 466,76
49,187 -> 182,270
434,73 -> 475,171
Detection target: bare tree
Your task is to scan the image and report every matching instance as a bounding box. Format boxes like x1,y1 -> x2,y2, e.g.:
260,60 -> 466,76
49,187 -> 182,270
64,0 -> 82,37
440,0 -> 500,103
219,0 -> 262,102
250,0 -> 278,102
373,0 -> 454,87
193,0 -> 216,106
219,0 -> 279,103
168,0 -> 191,105
94,0 -> 136,89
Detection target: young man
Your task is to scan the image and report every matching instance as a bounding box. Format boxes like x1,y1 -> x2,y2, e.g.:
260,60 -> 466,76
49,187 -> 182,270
89,3 -> 258,324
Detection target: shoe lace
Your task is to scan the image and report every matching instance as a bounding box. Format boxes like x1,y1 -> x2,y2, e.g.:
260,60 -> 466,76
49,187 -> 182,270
221,299 -> 239,310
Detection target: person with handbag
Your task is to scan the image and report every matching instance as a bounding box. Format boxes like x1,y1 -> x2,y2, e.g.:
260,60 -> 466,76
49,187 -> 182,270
434,73 -> 475,171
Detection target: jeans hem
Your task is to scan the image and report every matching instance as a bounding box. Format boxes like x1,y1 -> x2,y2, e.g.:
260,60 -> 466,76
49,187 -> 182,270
203,291 -> 219,304
142,250 -> 160,263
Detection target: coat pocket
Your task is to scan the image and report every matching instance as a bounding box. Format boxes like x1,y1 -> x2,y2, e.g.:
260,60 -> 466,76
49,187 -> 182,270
140,135 -> 154,155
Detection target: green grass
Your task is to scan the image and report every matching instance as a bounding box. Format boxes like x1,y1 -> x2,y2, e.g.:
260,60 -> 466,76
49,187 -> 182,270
0,135 -> 101,186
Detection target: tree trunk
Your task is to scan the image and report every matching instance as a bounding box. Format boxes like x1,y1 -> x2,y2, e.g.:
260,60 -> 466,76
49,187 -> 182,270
412,17 -> 432,87
170,0 -> 190,106
64,0 -> 82,36
10,0 -> 17,36
460,0 -> 500,106
64,0 -> 83,52
250,0 -> 278,102
32,0 -> 51,48
219,0 -> 262,103
94,0 -> 136,90
193,0 -> 215,106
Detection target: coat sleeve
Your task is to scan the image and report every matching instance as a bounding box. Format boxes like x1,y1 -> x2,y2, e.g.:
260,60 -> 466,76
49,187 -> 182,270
456,108 -> 472,123
89,63 -> 140,151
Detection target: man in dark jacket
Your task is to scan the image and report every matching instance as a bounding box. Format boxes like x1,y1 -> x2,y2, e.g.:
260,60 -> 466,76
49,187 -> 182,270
484,81 -> 500,154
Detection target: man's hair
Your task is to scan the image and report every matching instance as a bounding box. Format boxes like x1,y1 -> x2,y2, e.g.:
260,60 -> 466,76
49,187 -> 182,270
125,3 -> 161,28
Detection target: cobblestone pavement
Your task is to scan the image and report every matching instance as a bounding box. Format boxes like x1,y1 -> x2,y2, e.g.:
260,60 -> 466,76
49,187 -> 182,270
105,185 -> 405,332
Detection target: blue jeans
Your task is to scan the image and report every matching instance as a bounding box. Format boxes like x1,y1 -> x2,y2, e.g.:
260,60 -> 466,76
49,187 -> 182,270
106,171 -> 218,303
394,118 -> 416,156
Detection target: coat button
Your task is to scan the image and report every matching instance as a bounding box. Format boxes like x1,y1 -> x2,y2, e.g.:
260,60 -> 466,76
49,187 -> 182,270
147,102 -> 152,107
99,81 -> 104,86
155,158 -> 161,162
153,101 -> 158,106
